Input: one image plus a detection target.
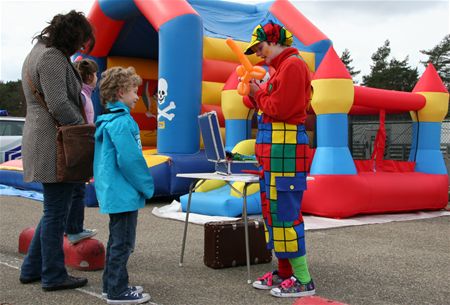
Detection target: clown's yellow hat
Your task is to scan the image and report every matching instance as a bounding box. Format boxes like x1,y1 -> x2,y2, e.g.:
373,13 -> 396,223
244,21 -> 293,55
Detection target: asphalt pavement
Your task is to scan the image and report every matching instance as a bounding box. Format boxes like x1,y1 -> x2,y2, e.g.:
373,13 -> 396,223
1,196 -> 449,305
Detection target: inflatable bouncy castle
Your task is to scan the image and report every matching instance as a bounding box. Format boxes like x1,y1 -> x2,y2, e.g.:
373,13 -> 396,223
1,0 -> 447,218
76,0 -> 326,197
304,53 -> 448,217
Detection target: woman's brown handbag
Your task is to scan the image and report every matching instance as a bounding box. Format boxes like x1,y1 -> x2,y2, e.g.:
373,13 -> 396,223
26,72 -> 95,182
55,124 -> 95,182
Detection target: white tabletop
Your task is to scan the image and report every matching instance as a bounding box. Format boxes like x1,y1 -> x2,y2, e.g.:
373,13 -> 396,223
177,172 -> 260,183
177,173 -> 315,183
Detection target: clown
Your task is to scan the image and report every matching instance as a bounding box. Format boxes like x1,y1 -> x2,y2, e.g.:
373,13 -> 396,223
245,21 -> 315,298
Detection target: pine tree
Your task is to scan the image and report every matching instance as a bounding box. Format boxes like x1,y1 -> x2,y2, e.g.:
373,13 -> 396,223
420,34 -> 450,91
362,40 -> 418,92
0,80 -> 26,117
340,48 -> 360,83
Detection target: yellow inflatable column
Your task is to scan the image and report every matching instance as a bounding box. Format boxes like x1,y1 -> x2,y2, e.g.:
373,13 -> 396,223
310,47 -> 356,174
410,64 -> 449,174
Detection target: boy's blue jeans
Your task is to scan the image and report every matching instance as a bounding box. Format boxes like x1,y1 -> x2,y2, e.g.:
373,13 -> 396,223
20,183 -> 76,286
65,183 -> 85,234
103,210 -> 138,298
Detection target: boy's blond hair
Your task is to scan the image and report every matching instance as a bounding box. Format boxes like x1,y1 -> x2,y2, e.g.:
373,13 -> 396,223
99,66 -> 142,105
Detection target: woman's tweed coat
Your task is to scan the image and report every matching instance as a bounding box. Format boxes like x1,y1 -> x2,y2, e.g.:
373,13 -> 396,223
21,40 -> 85,183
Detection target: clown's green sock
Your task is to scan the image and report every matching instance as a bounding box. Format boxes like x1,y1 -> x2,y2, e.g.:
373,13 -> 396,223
288,255 -> 311,284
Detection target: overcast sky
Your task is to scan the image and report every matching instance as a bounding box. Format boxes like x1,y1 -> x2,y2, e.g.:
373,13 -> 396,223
1,0 -> 449,83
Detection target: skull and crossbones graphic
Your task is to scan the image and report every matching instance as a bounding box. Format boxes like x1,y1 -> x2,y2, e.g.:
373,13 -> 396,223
157,78 -> 176,121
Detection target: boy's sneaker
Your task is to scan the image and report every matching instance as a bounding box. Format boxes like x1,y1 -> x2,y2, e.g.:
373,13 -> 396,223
102,286 -> 144,299
67,229 -> 97,244
252,270 -> 285,290
270,276 -> 315,298
107,288 -> 150,304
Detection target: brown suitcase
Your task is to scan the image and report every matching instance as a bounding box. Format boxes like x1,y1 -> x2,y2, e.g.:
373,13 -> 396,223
204,219 -> 272,269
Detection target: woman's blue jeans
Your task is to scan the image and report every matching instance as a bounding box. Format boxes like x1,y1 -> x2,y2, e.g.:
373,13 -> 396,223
20,182 -> 76,286
103,210 -> 138,298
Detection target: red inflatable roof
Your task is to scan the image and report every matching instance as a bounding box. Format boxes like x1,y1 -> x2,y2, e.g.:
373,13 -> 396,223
313,47 -> 351,80
270,0 -> 328,46
413,64 -> 448,93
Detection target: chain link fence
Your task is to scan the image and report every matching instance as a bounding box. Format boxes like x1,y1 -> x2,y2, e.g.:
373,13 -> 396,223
349,116 -> 450,169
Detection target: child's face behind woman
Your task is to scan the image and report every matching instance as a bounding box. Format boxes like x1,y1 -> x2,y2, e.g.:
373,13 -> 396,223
119,86 -> 139,109
88,73 -> 98,87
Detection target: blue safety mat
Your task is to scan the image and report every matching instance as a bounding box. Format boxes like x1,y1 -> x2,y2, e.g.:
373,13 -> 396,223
0,184 -> 99,207
0,184 -> 43,201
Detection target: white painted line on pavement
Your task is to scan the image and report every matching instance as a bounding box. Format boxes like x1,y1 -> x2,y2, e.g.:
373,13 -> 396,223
0,253 -> 102,301
76,288 -> 103,299
1,252 -> 161,305
0,253 -> 21,269
0,261 -> 20,269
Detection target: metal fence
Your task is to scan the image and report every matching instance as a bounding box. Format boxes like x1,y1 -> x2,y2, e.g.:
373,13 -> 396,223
349,117 -> 450,165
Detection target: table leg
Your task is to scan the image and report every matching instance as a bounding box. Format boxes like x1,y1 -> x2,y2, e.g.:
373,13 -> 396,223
179,179 -> 206,267
242,183 -> 252,284
179,180 -> 196,267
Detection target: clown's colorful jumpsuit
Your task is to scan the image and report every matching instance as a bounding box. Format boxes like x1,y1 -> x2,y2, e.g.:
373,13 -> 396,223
253,47 -> 312,283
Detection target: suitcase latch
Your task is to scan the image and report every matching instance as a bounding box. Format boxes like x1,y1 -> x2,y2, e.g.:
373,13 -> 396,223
254,220 -> 259,229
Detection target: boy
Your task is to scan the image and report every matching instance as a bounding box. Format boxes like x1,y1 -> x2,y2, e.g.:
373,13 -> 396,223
245,21 -> 316,298
95,66 -> 154,304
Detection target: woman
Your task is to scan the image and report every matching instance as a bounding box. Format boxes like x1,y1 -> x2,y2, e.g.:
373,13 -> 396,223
19,10 -> 95,291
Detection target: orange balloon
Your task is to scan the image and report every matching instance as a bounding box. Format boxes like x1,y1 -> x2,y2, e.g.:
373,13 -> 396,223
236,65 -> 246,77
252,66 -> 266,79
227,38 -> 267,96
237,82 -> 250,96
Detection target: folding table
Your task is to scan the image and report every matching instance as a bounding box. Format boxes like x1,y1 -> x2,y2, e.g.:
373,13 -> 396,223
177,172 -> 260,284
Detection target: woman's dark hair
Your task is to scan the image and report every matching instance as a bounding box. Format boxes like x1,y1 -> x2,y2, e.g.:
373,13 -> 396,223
34,10 -> 95,56
74,59 -> 98,83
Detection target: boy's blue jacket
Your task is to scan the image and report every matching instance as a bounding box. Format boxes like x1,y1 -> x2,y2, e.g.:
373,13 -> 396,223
94,101 -> 154,214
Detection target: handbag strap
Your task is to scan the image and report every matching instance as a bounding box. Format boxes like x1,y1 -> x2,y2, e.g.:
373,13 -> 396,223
25,67 -> 88,126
